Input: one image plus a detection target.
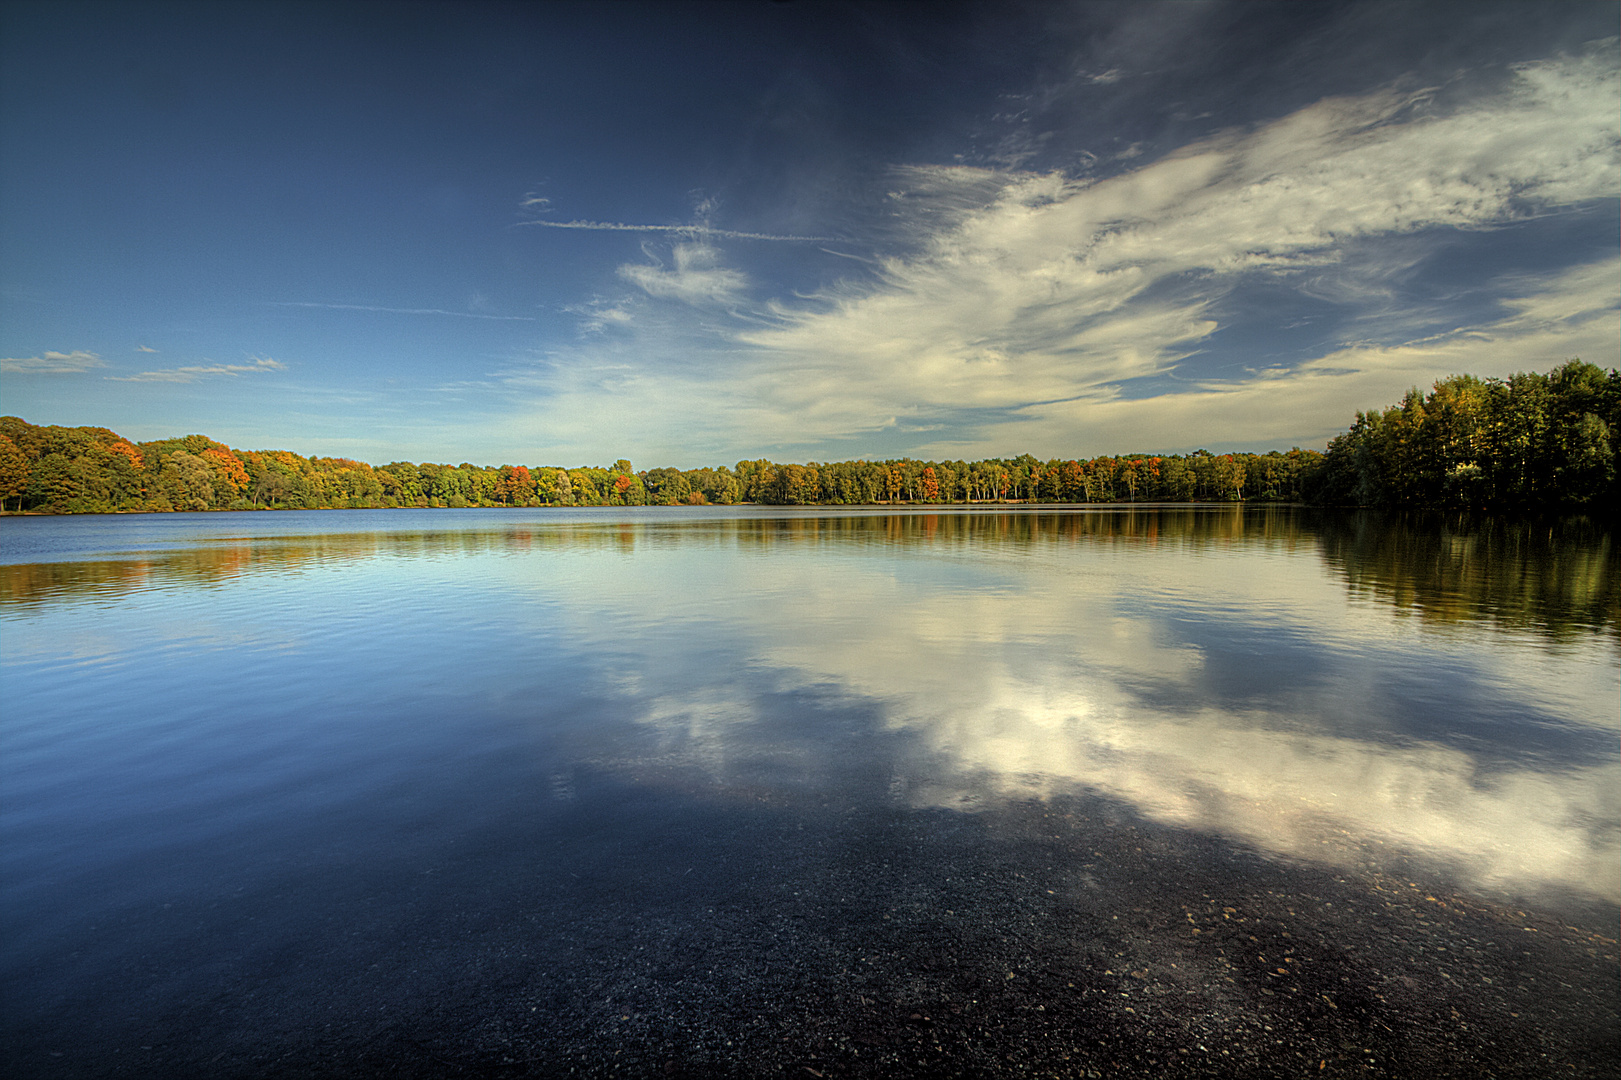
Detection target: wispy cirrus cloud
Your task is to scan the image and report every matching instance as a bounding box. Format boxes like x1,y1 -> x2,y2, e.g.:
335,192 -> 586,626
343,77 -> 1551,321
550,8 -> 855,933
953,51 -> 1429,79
135,345 -> 159,353
619,242 -> 749,305
108,355 -> 287,383
0,350 -> 106,375
506,49 -> 1619,464
268,302 -> 537,321
564,297 -> 635,336
917,255 -> 1621,460
736,51 -> 1619,442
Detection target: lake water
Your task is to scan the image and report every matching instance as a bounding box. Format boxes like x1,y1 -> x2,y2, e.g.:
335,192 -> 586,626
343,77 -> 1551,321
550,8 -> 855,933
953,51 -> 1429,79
2,506 -> 1616,1078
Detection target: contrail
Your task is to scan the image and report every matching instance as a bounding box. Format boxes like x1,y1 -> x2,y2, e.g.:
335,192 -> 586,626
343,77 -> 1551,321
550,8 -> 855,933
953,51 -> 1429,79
517,219 -> 834,242
270,302 -> 537,321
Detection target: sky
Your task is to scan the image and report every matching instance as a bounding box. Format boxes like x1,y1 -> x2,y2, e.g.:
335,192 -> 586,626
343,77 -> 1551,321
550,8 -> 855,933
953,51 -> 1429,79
1,1 -> 1616,468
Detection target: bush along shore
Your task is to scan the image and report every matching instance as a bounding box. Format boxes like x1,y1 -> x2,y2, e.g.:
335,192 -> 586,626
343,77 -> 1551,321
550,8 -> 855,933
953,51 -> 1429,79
2,361 -> 1614,515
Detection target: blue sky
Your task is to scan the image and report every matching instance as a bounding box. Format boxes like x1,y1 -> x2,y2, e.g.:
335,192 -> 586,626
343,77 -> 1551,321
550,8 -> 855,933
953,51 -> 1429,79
2,1 -> 1616,468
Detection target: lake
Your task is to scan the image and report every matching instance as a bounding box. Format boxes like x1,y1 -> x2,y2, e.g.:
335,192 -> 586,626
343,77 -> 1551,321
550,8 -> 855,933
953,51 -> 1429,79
2,506 -> 1616,1078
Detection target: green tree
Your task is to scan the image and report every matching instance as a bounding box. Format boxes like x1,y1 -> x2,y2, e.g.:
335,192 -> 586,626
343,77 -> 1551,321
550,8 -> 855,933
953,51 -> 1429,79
697,467 -> 740,505
535,468 -> 575,505
571,470 -> 604,506
1213,455 -> 1245,501
27,453 -> 84,510
641,467 -> 678,504
158,450 -> 217,510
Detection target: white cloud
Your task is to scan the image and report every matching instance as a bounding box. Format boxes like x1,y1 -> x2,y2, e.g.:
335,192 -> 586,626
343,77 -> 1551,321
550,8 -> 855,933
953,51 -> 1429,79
0,350 -> 105,374
919,254 -> 1621,458
731,52 -> 1618,446
108,356 -> 287,384
618,242 -> 750,305
565,297 -> 636,336
505,51 -> 1618,463
136,345 -> 158,353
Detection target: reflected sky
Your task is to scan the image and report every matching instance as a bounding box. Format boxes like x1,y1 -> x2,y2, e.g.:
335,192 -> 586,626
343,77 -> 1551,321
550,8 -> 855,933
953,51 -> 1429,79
3,506 -> 1617,917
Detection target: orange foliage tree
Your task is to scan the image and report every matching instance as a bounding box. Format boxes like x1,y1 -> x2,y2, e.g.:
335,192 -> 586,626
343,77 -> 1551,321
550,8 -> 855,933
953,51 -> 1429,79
496,464 -> 533,505
201,447 -> 250,499
920,466 -> 940,502
107,441 -> 144,470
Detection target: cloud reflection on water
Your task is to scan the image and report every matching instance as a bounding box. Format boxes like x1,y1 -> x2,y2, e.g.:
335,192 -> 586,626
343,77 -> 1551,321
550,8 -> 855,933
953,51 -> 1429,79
529,510 -> 1620,906
3,508 -> 1616,907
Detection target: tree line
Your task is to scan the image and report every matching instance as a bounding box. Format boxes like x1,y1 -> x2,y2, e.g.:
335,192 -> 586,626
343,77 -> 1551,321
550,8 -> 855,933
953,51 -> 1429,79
0,361 -> 1612,515
0,423 -> 1321,514
1312,359 -> 1617,509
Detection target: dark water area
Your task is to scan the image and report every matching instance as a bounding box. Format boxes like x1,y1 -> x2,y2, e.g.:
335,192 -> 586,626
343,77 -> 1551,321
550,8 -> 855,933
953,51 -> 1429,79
2,506 -> 1615,1078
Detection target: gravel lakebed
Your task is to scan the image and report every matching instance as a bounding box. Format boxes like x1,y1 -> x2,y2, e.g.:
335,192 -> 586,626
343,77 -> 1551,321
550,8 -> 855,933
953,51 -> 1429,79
5,770 -> 1616,1079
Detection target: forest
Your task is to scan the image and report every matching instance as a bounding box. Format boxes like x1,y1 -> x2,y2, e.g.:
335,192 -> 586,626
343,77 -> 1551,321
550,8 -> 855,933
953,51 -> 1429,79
1,361 -> 1614,515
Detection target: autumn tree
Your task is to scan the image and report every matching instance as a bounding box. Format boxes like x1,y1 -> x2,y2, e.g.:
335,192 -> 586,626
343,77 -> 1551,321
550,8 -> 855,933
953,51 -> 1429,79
919,466 -> 940,502
495,465 -> 534,506
201,447 -> 250,504
0,435 -> 28,510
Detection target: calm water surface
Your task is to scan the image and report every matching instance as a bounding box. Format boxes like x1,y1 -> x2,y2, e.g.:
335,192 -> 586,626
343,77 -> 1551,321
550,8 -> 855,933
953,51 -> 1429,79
2,506 -> 1616,1078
